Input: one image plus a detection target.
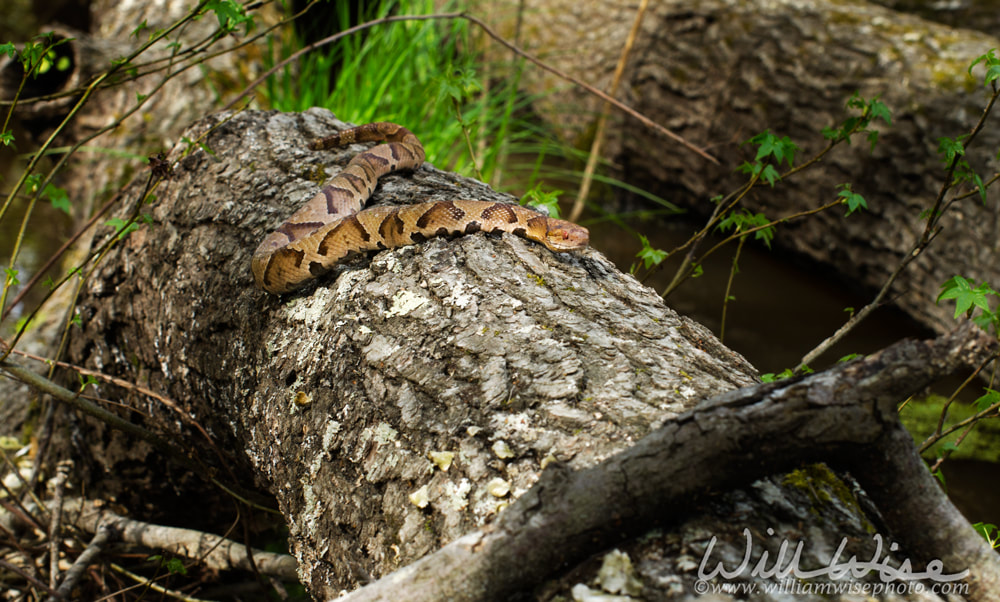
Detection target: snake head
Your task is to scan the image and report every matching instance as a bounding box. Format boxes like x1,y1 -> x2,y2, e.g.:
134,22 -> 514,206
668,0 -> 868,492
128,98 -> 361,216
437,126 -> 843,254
543,219 -> 590,252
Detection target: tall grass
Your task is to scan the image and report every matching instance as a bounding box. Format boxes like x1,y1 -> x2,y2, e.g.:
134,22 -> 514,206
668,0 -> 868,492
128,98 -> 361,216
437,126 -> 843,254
262,0 -> 536,187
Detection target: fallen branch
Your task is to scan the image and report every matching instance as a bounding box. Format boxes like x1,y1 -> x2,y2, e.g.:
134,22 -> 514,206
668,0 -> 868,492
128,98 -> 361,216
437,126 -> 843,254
3,498 -> 299,581
50,523 -> 112,602
342,322 -> 1000,601
68,499 -> 298,580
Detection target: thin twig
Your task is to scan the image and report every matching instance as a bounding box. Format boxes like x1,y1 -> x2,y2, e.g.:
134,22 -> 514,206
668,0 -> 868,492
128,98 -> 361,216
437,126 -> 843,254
797,85 -> 1000,370
569,0 -> 650,222
0,188 -> 121,322
50,523 -> 114,602
0,559 -> 65,599
48,461 -> 72,589
0,1 -> 215,318
109,562 -> 219,602
919,352 -> 1000,454
719,236 -> 746,343
663,196 -> 842,298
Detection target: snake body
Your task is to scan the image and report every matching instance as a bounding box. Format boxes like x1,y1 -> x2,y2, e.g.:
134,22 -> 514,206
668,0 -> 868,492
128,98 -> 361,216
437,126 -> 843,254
252,122 -> 590,294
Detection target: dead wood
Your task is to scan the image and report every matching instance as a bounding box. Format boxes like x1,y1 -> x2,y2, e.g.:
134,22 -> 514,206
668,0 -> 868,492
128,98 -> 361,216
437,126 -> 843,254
50,107 -> 996,599
342,322 -> 1000,600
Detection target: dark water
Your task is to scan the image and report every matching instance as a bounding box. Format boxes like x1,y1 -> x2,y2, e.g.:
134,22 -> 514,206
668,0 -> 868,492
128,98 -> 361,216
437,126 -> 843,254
0,147 -> 72,331
587,218 -> 928,373
944,460 -> 1000,527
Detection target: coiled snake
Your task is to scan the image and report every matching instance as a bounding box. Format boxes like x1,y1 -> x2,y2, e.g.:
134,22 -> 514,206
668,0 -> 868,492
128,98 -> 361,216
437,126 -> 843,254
251,122 -> 590,294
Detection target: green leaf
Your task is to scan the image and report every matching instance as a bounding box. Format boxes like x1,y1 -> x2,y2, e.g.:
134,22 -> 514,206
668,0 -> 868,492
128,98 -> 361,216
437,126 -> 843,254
827,93 -> 891,150
165,557 -> 188,575
972,171 -> 987,204
866,130 -> 879,152
205,0 -> 254,35
130,19 -> 149,39
147,554 -> 188,575
736,160 -> 760,177
937,137 -> 965,164
25,173 -> 41,192
837,353 -> 862,362
759,164 -> 780,187
973,522 -> 1000,548
0,42 -> 15,59
106,217 -> 141,241
821,125 -> 840,141
760,368 -> 796,382
868,98 -> 891,124
717,209 -> 773,248
0,129 -> 12,146
44,183 -> 70,215
936,275 -> 995,319
635,234 -> 667,270
933,468 -> 946,487
954,160 -> 988,204
520,185 -> 563,219
743,130 -> 798,167
182,136 -> 216,157
839,116 -> 860,140
974,389 -> 1000,413
836,183 -> 868,216
78,373 -> 99,392
4,267 -> 20,287
435,66 -> 480,104
968,48 -> 1000,87
845,91 -> 865,111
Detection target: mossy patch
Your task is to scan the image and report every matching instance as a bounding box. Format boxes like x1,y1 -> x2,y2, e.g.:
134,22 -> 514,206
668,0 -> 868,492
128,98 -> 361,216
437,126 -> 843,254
899,394 -> 1000,463
782,463 -> 863,520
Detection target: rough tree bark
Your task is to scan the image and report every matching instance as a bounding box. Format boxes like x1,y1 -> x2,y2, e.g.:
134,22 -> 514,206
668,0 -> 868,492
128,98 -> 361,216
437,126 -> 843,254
3,1 -> 997,599
58,108 -> 994,599
506,0 -> 1000,335
341,323 -> 1000,600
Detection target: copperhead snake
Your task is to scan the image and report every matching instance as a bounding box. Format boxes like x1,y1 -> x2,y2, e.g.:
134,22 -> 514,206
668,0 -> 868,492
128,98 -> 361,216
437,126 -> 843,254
251,122 -> 590,294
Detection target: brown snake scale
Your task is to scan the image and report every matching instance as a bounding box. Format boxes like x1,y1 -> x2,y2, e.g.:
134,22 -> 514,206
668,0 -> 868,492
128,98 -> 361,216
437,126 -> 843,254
251,122 -> 590,294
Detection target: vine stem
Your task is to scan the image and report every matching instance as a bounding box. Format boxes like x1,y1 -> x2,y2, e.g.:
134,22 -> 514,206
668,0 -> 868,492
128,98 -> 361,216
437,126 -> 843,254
719,236 -> 746,343
796,84 -> 1000,371
0,0 -> 215,320
920,351 -> 999,456
655,119 -> 862,296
